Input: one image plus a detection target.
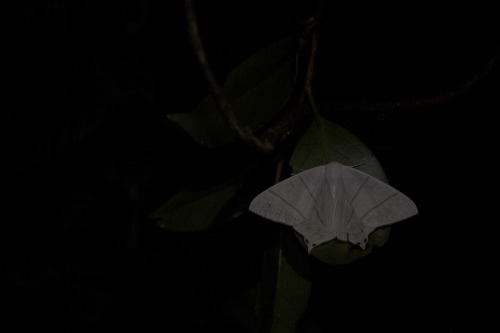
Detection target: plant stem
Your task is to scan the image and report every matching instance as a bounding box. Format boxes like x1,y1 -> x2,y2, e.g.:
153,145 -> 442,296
298,0 -> 323,106
325,45 -> 500,113
184,0 -> 273,153
184,0 -> 326,154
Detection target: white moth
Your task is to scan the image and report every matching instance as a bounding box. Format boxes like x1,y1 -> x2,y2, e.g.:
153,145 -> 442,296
249,161 -> 418,253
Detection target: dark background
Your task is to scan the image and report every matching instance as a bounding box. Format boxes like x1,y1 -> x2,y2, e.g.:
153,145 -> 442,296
1,1 -> 498,331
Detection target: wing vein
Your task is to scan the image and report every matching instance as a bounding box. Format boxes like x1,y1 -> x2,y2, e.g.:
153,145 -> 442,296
358,192 -> 400,221
268,189 -> 308,222
344,173 -> 370,227
298,174 -> 327,227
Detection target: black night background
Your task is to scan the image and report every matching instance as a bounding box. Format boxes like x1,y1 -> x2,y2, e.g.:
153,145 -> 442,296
1,1 -> 498,332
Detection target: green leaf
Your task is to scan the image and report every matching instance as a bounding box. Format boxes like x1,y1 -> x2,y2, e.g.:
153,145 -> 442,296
290,115 -> 392,264
255,230 -> 312,332
167,37 -> 297,147
150,174 -> 247,232
290,116 -> 382,176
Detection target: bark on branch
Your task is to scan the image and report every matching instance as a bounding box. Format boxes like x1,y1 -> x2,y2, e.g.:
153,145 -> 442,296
184,0 -> 324,154
184,0 -> 273,153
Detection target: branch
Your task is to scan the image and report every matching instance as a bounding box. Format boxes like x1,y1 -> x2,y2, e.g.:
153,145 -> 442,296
297,29 -> 320,106
325,45 -> 500,113
185,0 -> 326,154
260,0 -> 324,147
184,0 -> 273,153
298,0 -> 323,106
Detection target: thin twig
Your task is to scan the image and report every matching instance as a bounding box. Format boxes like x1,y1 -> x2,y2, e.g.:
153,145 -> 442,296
297,31 -> 320,106
259,0 -> 324,148
297,0 -> 323,106
273,153 -> 286,184
185,0 -> 326,154
184,0 -> 272,153
259,0 -> 323,157
325,45 -> 500,113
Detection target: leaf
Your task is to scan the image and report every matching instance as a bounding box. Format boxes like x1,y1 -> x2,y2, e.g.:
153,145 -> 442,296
167,37 -> 297,147
255,230 -> 312,332
290,116 -> 382,176
150,175 -> 247,232
290,116 -> 393,264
